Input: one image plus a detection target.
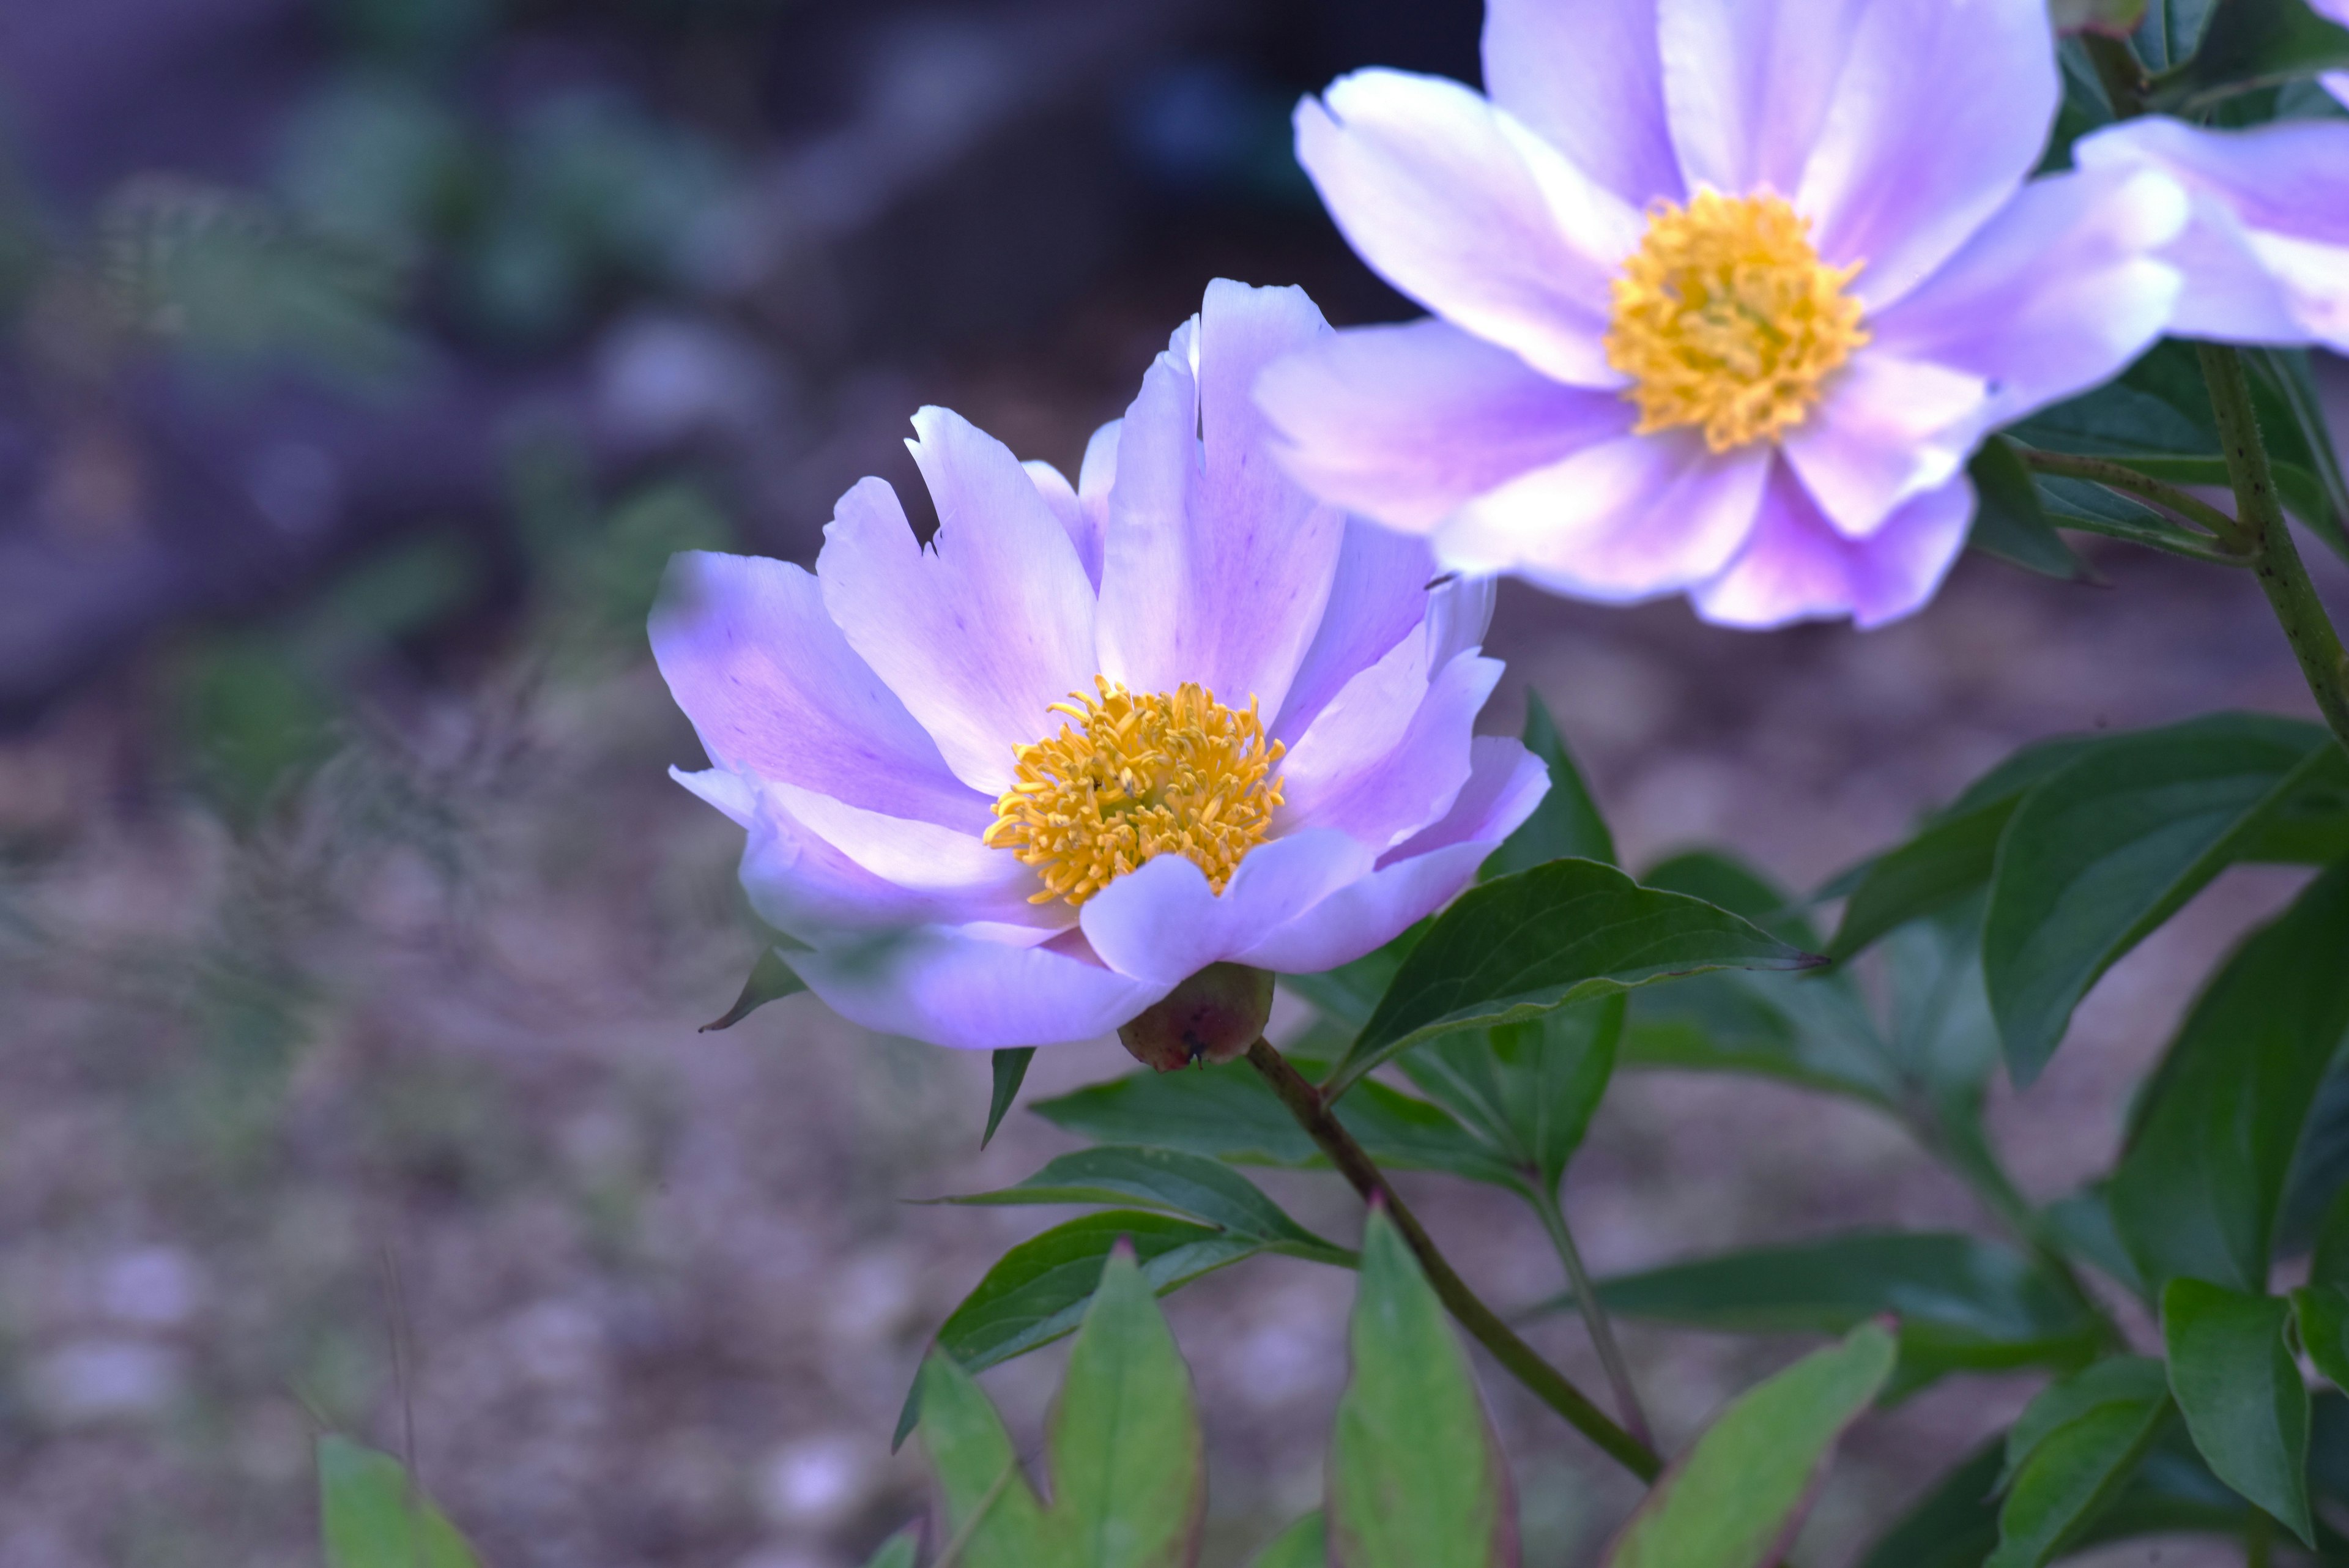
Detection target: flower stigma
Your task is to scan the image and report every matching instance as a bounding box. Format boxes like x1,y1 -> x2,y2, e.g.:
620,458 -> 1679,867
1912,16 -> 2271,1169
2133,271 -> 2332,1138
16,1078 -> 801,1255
985,676 -> 1285,907
1603,188 -> 1869,453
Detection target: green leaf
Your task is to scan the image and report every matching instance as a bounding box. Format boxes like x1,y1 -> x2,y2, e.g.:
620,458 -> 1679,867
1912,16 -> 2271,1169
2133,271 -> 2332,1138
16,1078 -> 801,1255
859,1529 -> 920,1568
2154,0 -> 2349,110
1483,690 -> 1614,876
1825,737 -> 2098,961
1983,713 -> 2342,1085
2314,1185 -> 2349,1287
2295,1285 -> 2349,1395
1855,1440 -> 2003,1568
1326,1209 -> 1515,1568
1969,437 -> 2090,580
984,1048 -> 1034,1148
1987,1357 -> 2174,1568
1397,997 -> 1623,1192
1580,1233 -> 2098,1394
2051,0 -> 2149,34
1285,923 -> 1431,1032
1251,1514 -> 1328,1568
933,1146 -> 1350,1263
1602,1323 -> 1896,1568
897,1211 -> 1256,1450
2162,1279 -> 2314,1545
318,1436 -> 482,1568
2107,860 -> 2349,1294
1334,859 -> 1819,1098
1030,1058 -> 1523,1189
700,946 -> 806,1031
2041,1185 -> 2149,1299
916,1350 -> 1055,1567
1047,1245 -> 1208,1567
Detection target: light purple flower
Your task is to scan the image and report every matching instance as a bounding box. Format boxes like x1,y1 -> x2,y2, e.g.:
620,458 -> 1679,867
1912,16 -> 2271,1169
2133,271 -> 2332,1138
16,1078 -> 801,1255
652,280 -> 1545,1050
1256,0 -> 2191,629
2077,110 -> 2349,354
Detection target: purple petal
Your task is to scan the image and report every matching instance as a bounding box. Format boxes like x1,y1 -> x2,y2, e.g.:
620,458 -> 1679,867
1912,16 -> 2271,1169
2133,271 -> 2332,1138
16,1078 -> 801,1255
790,924 -> 1163,1050
1691,463 -> 1973,630
1482,0 -> 1680,207
1096,282 -> 1346,719
817,409 -> 1099,795
2079,117 -> 2349,352
1236,737 -> 1547,975
1871,164 -> 2187,427
673,765 -> 755,828
765,778 -> 1039,905
1278,650 -> 1503,854
1273,516 -> 1440,746
1660,0 -> 1869,198
1024,458 -> 1103,589
1256,317 -> 1633,533
1075,418 -> 1119,589
2325,73 -> 2348,109
1436,429 -> 1771,602
1795,0 -> 2061,306
1780,352 -> 1987,540
650,550 -> 990,831
1294,70 -> 1639,387
1077,830 -> 1373,989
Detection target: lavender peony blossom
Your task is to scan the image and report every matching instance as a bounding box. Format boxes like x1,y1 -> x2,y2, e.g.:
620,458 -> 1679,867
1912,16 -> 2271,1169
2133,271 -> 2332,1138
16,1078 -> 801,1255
2077,112 -> 2349,355
1257,0 -> 2191,629
651,280 -> 1545,1050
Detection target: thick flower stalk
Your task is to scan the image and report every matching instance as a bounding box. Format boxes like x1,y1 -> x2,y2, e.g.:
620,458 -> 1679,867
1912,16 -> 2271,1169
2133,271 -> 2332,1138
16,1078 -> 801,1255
1256,0 -> 2192,629
651,280 -> 1546,1050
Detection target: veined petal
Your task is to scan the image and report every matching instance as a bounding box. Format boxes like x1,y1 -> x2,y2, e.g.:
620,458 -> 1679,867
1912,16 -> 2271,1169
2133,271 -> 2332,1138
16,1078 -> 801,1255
1256,317 -> 1633,533
1294,69 -> 1639,387
1277,650 -> 1502,853
650,551 -> 990,830
817,410 -> 1099,795
765,779 -> 1039,904
1872,163 -> 2186,427
790,924 -> 1163,1049
1278,631 -> 1432,805
1692,464 -> 1973,630
1077,830 -> 1372,989
1781,352 -> 1988,540
1796,0 -> 2061,307
1438,429 -> 1771,602
1660,0 -> 1869,199
731,781 -> 1048,939
2079,116 -> 2349,352
1235,737 -> 1546,975
1482,0 -> 1679,207
1274,517 -> 1439,746
1096,282 -> 1346,721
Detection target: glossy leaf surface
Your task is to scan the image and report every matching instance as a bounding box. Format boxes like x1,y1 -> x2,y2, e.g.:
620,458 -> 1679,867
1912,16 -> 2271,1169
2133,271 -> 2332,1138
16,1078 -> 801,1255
2156,0 -> 2349,108
2162,1279 -> 2313,1545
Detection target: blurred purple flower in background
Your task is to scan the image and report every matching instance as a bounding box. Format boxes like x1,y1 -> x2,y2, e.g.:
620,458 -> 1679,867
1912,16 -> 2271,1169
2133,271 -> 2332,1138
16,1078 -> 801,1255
651,280 -> 1544,1050
1258,0 -> 2190,629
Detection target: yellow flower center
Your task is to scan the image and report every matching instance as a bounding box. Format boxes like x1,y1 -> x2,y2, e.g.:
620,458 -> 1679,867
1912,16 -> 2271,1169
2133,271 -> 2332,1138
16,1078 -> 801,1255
1603,188 -> 1870,454
985,677 -> 1285,907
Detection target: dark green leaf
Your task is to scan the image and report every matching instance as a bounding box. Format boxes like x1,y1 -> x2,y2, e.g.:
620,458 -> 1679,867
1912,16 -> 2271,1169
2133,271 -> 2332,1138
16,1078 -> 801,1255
1987,1357 -> 2173,1568
1603,1323 -> 1896,1568
2154,0 -> 2349,110
1881,897 -> 2000,1104
2052,0 -> 2148,32
1970,437 -> 2090,579
2162,1279 -> 2313,1545
1335,859 -> 1818,1098
2108,860 -> 2349,1294
1483,689 -> 1614,877
984,1048 -> 1034,1148
896,1211 -> 1257,1450
2314,1185 -> 2349,1287
1327,1209 -> 1515,1568
1983,713 -> 2341,1085
1856,1440 -> 2002,1568
915,1351 -> 1050,1568
318,1436 -> 482,1568
2248,347 -> 2349,559
1643,849 -> 1817,946
1252,1514 -> 1327,1568
2041,1186 -> 2149,1299
932,1145 -> 1349,1262
700,946 -> 806,1031
1398,998 -> 1622,1192
2295,1285 -> 2349,1394
1286,921 -> 1431,1031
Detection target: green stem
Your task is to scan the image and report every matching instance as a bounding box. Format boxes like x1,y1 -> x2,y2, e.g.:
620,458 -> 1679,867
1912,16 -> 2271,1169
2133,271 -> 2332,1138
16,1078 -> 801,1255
1245,1038 -> 1663,1482
2011,446 -> 2249,546
2200,344 -> 2349,755
1530,1181 -> 1657,1451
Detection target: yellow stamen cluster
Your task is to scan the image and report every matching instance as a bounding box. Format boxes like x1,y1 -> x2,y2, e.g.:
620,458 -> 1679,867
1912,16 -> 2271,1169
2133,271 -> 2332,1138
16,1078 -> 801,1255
1604,188 -> 1870,454
985,677 -> 1285,907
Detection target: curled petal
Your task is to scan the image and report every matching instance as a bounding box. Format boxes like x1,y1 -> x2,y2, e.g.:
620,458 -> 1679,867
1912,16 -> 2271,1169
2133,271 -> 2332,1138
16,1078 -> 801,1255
790,925 -> 1163,1050
1692,464 -> 1975,630
1078,830 -> 1373,989
1280,650 -> 1503,854
1781,352 -> 1987,540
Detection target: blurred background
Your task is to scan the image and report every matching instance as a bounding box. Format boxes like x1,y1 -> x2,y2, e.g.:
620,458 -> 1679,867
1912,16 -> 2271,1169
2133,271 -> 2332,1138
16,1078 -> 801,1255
0,2 -> 2343,1564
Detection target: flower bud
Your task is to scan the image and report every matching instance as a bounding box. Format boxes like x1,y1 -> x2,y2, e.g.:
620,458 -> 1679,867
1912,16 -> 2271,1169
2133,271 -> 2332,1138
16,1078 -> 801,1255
1116,963 -> 1274,1072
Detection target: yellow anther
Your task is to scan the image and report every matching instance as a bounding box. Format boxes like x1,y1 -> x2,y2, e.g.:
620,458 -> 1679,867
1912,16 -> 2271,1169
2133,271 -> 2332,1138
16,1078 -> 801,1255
1604,188 -> 1869,453
984,675 -> 1285,907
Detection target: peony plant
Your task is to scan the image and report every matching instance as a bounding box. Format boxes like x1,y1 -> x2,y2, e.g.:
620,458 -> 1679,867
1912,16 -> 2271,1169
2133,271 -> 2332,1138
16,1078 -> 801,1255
652,0 -> 2349,1564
